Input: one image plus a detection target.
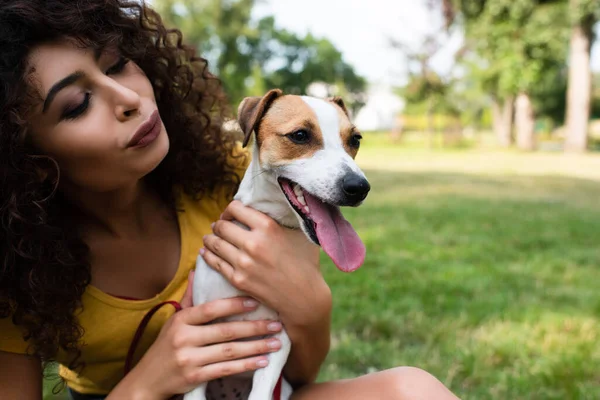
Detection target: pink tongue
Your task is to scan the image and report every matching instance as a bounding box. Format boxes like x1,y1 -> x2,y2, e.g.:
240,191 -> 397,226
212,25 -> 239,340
304,191 -> 365,272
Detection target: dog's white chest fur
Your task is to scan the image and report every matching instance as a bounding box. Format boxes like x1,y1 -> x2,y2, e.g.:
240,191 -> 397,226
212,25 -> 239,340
183,149 -> 293,400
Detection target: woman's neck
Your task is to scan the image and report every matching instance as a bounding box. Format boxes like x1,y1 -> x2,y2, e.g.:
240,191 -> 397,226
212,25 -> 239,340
61,179 -> 166,238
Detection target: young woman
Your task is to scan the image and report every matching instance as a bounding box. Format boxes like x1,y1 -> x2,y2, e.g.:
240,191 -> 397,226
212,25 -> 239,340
0,1 -> 459,399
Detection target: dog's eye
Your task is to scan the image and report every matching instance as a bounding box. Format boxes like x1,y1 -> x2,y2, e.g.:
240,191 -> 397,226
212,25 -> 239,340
286,130 -> 311,144
350,133 -> 362,148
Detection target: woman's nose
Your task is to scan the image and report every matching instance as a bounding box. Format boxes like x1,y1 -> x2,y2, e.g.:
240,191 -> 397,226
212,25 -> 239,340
107,80 -> 141,121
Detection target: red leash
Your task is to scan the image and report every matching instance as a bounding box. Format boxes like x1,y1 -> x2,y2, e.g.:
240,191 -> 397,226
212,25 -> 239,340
123,300 -> 182,375
273,373 -> 283,399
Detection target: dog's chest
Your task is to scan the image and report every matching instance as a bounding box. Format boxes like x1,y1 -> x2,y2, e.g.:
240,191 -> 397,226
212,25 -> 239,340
193,255 -> 279,322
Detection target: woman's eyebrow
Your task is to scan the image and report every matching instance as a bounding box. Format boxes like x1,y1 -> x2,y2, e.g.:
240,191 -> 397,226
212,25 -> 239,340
42,46 -> 104,113
42,71 -> 85,113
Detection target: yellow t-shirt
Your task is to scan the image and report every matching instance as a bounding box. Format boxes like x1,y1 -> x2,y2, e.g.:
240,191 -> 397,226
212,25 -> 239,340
0,149 -> 249,394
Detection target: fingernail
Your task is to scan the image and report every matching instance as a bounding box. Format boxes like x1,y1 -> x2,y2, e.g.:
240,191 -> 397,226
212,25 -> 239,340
267,322 -> 282,332
243,299 -> 258,308
256,359 -> 268,367
199,248 -> 205,256
268,339 -> 281,349
211,222 -> 215,229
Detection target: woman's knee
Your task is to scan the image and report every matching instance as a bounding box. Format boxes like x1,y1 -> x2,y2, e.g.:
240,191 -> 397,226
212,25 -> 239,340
383,366 -> 460,400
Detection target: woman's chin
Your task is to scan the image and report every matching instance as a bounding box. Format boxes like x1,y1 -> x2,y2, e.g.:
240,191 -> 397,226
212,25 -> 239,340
139,129 -> 170,176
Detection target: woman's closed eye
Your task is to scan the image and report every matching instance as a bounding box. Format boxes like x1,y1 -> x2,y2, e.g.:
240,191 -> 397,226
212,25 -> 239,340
105,56 -> 130,75
60,57 -> 130,121
62,92 -> 91,121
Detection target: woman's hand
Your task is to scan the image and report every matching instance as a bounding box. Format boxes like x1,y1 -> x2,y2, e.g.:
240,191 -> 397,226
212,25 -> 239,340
200,200 -> 333,387
200,200 -> 330,329
110,271 -> 285,400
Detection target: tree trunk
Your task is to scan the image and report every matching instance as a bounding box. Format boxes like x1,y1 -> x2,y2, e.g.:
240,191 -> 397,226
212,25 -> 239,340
426,98 -> 435,148
564,18 -> 593,153
515,92 -> 536,151
492,96 -> 514,148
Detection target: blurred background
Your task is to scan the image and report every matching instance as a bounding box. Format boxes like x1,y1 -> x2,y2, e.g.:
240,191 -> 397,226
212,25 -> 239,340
44,0 -> 600,399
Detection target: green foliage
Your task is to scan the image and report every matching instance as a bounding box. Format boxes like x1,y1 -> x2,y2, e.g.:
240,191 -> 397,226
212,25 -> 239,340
152,0 -> 257,106
252,17 -> 367,114
428,0 -> 575,128
571,0 -> 600,26
462,0 -> 570,97
398,71 -> 460,118
151,0 -> 366,109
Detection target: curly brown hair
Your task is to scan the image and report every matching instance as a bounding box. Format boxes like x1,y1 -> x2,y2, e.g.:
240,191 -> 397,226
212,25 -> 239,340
0,0 -> 243,369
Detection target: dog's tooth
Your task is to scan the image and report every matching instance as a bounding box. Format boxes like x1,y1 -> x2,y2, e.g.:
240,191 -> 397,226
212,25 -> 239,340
298,194 -> 306,206
293,184 -> 302,197
305,205 -> 310,213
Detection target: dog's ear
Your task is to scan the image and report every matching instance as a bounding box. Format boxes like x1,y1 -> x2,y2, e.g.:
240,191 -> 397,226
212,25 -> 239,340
328,96 -> 350,117
237,89 -> 283,147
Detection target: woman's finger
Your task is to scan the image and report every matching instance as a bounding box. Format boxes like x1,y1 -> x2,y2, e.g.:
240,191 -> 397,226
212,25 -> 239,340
185,319 -> 283,347
180,296 -> 258,326
180,337 -> 282,367
200,248 -> 235,282
220,200 -> 274,231
211,219 -> 250,249
203,233 -> 239,267
193,356 -> 270,384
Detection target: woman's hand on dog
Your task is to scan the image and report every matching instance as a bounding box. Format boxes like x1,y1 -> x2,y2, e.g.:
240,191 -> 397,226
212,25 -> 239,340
121,271 -> 284,399
201,200 -> 332,330
200,200 -> 333,387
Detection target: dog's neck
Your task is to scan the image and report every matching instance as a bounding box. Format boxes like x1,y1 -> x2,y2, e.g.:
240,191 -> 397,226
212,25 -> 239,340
233,145 -> 300,229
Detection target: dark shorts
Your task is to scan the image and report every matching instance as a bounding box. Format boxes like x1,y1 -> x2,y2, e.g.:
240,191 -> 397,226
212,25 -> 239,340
68,388 -> 107,400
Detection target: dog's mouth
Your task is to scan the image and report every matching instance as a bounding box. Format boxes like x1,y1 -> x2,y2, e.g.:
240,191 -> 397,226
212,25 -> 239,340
278,177 -> 365,273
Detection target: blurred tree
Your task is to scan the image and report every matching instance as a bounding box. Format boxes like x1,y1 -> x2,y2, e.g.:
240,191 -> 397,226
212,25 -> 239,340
393,33 -> 458,146
436,0 -> 570,150
151,0 -> 366,111
593,72 -> 600,118
564,0 -> 599,152
152,0 -> 257,108
253,17 -> 367,114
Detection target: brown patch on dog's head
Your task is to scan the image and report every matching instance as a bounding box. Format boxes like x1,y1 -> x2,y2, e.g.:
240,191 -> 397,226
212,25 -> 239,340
237,89 -> 283,147
254,96 -> 325,165
328,96 -> 350,117
329,98 -> 361,158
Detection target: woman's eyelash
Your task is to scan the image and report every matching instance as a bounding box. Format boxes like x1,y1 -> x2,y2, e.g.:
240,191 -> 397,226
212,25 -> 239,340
106,57 -> 129,75
62,92 -> 91,121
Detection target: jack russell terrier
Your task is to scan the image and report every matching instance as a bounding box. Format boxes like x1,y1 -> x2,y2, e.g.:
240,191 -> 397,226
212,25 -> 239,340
184,89 -> 371,400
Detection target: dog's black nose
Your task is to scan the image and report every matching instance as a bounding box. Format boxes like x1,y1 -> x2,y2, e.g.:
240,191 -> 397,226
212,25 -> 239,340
342,174 -> 370,204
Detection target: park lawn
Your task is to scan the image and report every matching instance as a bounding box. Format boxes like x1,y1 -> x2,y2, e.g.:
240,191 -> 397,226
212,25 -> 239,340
45,135 -> 600,399
318,135 -> 600,399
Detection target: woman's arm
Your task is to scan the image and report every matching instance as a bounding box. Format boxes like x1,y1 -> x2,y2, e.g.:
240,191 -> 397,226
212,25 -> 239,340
281,273 -> 332,387
0,351 -> 42,400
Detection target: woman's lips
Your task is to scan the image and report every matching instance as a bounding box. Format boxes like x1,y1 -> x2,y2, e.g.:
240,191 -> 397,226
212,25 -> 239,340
127,110 -> 161,148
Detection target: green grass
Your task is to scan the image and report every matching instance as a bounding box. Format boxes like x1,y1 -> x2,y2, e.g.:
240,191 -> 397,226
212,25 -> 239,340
44,133 -> 600,399
318,134 -> 600,399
